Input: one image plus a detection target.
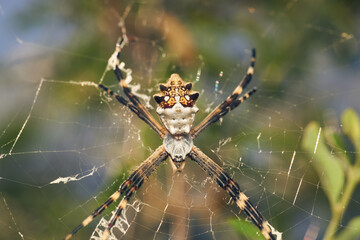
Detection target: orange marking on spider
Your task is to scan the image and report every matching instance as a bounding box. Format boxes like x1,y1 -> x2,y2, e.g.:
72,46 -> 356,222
236,199 -> 246,210
110,191 -> 121,201
82,215 -> 93,227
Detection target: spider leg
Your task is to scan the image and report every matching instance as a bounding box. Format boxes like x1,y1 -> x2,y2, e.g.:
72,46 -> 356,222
97,84 -> 166,138
191,49 -> 256,139
111,39 -> 167,138
64,146 -> 168,240
188,146 -> 277,240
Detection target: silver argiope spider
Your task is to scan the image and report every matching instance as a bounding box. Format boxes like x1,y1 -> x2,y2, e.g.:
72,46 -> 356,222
65,38 -> 280,240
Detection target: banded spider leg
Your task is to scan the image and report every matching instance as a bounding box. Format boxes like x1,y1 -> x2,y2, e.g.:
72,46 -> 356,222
189,146 -> 276,240
98,38 -> 167,138
65,146 -> 168,240
191,49 -> 257,139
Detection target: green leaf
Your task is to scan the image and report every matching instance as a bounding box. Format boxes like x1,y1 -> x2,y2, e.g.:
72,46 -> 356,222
334,216 -> 360,240
341,108 -> 360,150
324,128 -> 350,167
324,128 -> 346,152
228,218 -> 264,240
302,122 -> 345,205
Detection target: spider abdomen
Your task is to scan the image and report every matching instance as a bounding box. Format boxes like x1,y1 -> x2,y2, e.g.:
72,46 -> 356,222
156,102 -> 198,135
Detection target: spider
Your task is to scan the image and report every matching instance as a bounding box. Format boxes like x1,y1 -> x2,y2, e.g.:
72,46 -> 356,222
65,39 -> 280,240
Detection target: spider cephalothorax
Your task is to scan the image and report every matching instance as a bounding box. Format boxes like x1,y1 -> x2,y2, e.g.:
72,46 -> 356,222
65,40 -> 280,240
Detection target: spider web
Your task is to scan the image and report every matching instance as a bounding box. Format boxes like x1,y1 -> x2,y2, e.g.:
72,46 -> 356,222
1,1 -> 360,240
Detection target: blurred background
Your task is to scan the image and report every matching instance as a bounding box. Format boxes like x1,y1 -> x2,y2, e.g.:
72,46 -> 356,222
1,0 -> 360,239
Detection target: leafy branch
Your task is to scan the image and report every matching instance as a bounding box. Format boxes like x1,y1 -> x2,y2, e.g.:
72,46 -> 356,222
302,108 -> 360,240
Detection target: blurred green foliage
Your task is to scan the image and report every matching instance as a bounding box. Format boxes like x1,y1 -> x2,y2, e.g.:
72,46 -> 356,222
302,109 -> 360,240
228,218 -> 264,240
